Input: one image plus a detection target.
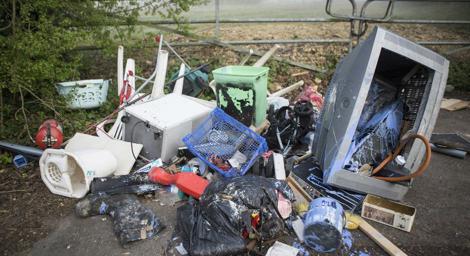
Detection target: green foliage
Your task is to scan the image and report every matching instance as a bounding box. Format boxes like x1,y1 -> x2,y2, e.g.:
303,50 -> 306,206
0,0 -> 203,143
0,152 -> 12,165
448,58 -> 470,91
266,59 -> 290,82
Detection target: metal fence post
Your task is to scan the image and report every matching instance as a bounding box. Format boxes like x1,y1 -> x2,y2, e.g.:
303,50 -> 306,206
215,0 -> 220,39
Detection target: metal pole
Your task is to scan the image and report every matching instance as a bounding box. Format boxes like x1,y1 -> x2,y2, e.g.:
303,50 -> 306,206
142,18 -> 470,25
215,0 -> 220,39
166,39 -> 470,46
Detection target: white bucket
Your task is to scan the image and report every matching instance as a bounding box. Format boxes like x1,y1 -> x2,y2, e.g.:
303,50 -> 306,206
303,197 -> 345,253
40,149 -> 117,198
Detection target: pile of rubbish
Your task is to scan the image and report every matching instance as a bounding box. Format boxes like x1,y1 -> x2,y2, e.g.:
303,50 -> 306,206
0,27 -> 459,256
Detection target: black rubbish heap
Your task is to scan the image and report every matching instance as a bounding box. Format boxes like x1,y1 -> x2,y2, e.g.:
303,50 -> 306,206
176,175 -> 294,256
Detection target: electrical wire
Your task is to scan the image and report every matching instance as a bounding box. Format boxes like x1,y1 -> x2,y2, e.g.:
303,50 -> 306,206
371,133 -> 432,182
130,120 -> 147,161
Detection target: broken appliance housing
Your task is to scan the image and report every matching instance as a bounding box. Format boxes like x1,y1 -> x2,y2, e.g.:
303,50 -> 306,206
124,93 -> 215,162
313,26 -> 449,200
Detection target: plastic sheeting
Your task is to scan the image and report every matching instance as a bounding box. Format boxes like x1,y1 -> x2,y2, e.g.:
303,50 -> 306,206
342,78 -> 403,171
345,100 -> 404,171
355,80 -> 397,136
90,173 -> 161,195
176,176 -> 294,256
75,194 -> 163,244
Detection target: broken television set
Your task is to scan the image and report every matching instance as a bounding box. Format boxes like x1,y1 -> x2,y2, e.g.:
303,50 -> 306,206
313,27 -> 449,200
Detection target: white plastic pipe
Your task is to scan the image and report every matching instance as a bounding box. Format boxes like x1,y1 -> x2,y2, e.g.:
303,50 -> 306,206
173,63 -> 186,95
117,46 -> 124,96
151,50 -> 169,99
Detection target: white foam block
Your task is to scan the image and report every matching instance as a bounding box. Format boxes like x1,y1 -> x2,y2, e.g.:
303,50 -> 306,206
273,152 -> 286,180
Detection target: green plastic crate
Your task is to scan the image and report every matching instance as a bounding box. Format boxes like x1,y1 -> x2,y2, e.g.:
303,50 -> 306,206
212,66 -> 269,127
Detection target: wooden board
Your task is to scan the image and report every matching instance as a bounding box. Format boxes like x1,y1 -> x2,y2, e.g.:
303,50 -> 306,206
286,175 -> 313,203
359,219 -> 408,256
441,98 -> 470,111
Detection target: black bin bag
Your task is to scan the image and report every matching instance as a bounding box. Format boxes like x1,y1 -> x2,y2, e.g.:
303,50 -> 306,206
176,176 -> 294,256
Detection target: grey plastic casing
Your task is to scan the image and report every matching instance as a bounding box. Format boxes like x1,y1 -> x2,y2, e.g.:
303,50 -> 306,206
313,27 -> 449,200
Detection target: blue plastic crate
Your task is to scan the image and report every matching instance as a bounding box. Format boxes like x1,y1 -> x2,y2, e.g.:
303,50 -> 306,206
183,108 -> 268,177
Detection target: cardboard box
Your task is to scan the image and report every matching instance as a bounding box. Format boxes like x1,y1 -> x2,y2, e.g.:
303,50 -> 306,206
361,194 -> 416,232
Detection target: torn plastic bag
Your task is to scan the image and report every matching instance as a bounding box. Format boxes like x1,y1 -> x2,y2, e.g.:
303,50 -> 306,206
344,100 -> 404,170
176,176 -> 294,256
355,79 -> 397,135
75,193 -> 163,244
90,172 -> 161,195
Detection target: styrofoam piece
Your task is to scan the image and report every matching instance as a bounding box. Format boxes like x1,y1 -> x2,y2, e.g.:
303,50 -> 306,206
40,148 -> 117,198
151,50 -> 169,99
273,152 -> 286,180
172,63 -> 186,95
65,133 -> 143,175
117,46 -> 124,96
266,241 -> 299,256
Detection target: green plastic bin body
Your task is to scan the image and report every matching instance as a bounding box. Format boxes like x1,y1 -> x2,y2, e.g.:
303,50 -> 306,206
213,66 -> 269,127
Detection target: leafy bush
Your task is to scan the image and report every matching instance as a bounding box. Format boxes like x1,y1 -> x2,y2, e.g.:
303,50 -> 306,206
0,0 -> 203,143
448,58 -> 470,91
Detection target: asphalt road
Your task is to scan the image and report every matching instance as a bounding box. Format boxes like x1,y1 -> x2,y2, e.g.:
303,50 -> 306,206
25,108 -> 470,256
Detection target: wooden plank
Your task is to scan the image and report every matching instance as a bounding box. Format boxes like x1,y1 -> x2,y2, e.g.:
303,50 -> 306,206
287,175 -> 313,202
359,219 -> 408,256
441,98 -> 470,111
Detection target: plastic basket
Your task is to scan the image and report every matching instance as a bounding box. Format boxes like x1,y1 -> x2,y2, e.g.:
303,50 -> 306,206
183,108 -> 268,178
56,79 -> 109,109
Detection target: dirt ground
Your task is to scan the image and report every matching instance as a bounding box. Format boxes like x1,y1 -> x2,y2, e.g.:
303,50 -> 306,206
1,22 -> 470,255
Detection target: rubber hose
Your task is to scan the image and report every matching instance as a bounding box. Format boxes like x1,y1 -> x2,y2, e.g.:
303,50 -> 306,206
372,133 -> 431,182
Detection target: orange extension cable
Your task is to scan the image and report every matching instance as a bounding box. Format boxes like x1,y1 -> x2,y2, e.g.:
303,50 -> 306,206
371,133 -> 432,182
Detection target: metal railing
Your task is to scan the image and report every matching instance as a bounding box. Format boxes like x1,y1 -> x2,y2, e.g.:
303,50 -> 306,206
144,0 -> 470,50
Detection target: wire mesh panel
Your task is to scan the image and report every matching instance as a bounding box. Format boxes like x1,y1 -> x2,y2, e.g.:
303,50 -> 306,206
183,108 -> 268,177
400,68 -> 429,123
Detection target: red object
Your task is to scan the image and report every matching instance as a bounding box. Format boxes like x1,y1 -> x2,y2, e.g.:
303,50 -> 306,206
119,70 -> 134,105
148,167 -> 209,199
251,213 -> 260,229
35,119 -> 63,149
296,85 -> 324,110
